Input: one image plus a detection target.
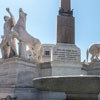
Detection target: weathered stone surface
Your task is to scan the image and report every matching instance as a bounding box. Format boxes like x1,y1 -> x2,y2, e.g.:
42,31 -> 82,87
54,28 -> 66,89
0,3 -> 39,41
57,0 -> 74,44
57,14 -> 75,44
39,62 -> 52,77
67,94 -> 98,100
15,88 -> 38,100
83,62 -> 100,75
33,76 -> 100,100
38,91 -> 66,100
51,61 -> 85,75
33,76 -> 100,93
53,43 -> 80,62
0,57 -> 39,100
0,57 -> 39,87
0,87 -> 38,100
61,0 -> 70,12
50,43 -> 85,75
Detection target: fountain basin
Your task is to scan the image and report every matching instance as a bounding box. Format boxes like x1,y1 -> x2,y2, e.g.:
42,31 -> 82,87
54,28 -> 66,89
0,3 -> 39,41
33,75 -> 100,94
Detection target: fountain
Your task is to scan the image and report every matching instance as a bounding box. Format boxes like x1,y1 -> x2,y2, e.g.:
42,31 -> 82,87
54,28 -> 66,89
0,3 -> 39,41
33,75 -> 100,100
33,0 -> 100,100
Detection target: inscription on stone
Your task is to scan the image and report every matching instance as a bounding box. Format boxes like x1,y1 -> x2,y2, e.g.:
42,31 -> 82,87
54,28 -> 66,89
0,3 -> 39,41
53,48 -> 80,61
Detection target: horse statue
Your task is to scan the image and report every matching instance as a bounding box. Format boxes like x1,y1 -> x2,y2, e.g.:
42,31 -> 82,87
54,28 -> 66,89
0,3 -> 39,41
13,8 -> 42,62
87,43 -> 100,62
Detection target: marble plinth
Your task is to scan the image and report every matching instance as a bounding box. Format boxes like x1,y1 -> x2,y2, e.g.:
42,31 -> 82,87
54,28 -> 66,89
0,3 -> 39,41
83,62 -> 100,75
51,43 -> 85,75
0,57 -> 39,100
52,43 -> 80,62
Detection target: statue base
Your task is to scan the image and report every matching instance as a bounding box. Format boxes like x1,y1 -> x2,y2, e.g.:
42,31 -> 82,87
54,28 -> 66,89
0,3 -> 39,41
51,43 -> 85,75
52,43 -> 81,62
83,61 -> 100,75
0,57 -> 39,100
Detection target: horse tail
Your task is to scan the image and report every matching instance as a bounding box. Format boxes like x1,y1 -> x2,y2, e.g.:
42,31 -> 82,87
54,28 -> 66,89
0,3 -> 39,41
86,49 -> 89,62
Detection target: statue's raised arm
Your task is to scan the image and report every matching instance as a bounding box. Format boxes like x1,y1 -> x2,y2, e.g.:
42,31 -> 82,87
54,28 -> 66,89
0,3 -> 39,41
6,8 -> 16,27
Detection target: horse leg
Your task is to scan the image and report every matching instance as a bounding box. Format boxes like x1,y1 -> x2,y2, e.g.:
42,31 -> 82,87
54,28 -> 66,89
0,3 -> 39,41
13,30 -> 23,41
91,55 -> 94,62
96,53 -> 99,61
0,39 -> 8,49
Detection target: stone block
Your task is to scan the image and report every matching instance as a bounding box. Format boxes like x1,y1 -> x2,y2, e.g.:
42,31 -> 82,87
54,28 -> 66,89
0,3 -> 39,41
61,0 -> 70,12
51,61 -> 84,75
57,15 -> 75,43
52,43 -> 81,62
50,43 -> 86,75
39,62 -> 52,77
38,91 -> 66,100
83,62 -> 100,75
15,88 -> 38,100
0,57 -> 39,99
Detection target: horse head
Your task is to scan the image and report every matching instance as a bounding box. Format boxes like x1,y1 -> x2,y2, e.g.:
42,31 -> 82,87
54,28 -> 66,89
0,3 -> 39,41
19,8 -> 27,19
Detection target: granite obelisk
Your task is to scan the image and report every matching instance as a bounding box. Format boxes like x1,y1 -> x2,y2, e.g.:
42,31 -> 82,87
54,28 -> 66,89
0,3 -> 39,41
61,0 -> 70,12
57,0 -> 75,44
52,0 -> 82,76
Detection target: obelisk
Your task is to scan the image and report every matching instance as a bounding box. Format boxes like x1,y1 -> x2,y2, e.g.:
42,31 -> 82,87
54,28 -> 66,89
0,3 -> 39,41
52,0 -> 82,77
61,0 -> 70,12
57,0 -> 75,44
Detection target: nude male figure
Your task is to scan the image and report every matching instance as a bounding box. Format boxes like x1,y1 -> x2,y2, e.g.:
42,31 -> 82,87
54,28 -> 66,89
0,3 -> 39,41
3,8 -> 17,57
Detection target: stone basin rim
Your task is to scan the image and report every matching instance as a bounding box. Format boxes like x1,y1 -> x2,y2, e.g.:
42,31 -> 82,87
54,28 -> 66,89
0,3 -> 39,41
33,75 -> 100,81
33,75 -> 100,94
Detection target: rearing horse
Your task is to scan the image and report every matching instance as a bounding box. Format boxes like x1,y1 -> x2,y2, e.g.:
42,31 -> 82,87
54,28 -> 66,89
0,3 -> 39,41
13,8 -> 42,62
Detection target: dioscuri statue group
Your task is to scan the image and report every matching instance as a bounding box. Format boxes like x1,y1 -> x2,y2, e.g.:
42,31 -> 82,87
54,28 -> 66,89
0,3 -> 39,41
0,8 -> 42,63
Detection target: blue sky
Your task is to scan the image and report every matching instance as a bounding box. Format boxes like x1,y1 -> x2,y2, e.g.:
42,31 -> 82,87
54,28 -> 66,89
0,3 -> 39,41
0,0 -> 100,61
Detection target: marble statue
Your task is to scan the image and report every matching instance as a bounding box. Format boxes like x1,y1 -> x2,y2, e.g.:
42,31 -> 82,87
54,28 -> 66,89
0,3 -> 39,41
1,35 -> 10,58
0,8 -> 42,62
26,49 -> 37,62
87,43 -> 100,62
13,8 -> 42,62
0,8 -> 17,58
4,8 -> 17,57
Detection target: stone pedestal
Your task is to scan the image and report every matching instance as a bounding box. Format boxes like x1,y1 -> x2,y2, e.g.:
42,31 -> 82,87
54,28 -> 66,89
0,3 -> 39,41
52,43 -> 80,62
61,0 -> 70,12
38,91 -> 66,100
51,61 -> 84,76
83,62 -> 100,75
0,57 -> 39,100
51,43 -> 85,75
82,62 -> 100,100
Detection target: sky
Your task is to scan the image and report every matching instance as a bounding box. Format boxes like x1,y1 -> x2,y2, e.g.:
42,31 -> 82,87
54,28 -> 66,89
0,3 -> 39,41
0,0 -> 100,61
